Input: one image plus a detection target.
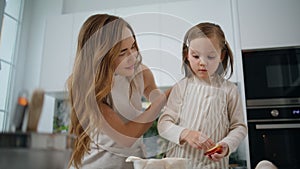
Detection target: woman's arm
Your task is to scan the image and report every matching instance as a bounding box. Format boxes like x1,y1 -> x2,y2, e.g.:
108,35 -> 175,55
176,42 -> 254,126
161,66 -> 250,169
142,64 -> 171,101
100,65 -> 169,146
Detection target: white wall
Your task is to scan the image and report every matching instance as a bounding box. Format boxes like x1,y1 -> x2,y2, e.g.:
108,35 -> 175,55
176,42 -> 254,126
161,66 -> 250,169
13,0 -> 63,102
9,0 -> 63,129
21,0 -> 63,93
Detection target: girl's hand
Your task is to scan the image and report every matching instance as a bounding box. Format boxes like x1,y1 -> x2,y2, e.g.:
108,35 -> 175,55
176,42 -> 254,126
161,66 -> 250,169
206,142 -> 229,161
180,129 -> 215,150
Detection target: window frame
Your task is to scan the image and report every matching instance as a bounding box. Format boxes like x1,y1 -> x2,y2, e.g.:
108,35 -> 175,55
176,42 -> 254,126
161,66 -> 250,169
0,0 -> 24,131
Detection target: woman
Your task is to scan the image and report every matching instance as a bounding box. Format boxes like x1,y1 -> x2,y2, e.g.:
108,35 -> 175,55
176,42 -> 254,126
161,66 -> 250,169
67,14 -> 170,169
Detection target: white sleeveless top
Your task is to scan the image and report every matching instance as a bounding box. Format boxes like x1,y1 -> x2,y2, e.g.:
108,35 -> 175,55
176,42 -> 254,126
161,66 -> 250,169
81,71 -> 145,169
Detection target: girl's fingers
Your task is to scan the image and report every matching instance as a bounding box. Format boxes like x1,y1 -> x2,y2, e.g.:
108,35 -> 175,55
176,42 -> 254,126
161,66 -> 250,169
206,141 -> 215,149
199,134 -> 207,143
201,143 -> 210,150
210,155 -> 218,161
210,153 -> 222,161
208,139 -> 215,147
201,139 -> 215,151
189,139 -> 201,149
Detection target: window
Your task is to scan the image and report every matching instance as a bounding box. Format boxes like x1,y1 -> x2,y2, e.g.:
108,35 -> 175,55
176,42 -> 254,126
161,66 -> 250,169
0,0 -> 23,131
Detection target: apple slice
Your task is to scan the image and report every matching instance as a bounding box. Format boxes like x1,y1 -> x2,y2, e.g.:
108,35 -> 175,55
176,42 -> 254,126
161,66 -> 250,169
204,144 -> 223,156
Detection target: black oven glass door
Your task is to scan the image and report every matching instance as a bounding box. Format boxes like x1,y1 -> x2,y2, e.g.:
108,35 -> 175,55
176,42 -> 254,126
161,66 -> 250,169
243,48 -> 300,99
248,121 -> 300,169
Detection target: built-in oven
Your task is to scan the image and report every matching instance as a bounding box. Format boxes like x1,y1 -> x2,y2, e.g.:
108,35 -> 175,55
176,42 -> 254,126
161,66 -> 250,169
242,47 -> 300,169
247,105 -> 300,169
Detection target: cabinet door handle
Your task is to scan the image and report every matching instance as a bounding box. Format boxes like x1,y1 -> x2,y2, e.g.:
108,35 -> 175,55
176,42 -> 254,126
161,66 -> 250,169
255,123 -> 300,129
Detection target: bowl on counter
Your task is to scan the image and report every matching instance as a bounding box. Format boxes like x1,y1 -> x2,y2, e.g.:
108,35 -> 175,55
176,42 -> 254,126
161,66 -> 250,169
0,132 -> 75,169
126,156 -> 190,169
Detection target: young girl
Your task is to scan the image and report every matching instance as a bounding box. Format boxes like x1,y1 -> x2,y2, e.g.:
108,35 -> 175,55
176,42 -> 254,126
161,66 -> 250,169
158,22 -> 247,168
67,14 -> 170,169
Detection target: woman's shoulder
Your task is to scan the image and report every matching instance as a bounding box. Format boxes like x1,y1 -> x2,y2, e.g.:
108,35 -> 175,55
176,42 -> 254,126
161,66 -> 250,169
138,64 -> 154,86
139,63 -> 148,70
139,64 -> 151,79
138,64 -> 157,95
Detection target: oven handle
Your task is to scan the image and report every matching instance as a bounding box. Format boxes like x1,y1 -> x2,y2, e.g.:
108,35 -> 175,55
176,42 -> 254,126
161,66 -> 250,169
256,123 -> 300,129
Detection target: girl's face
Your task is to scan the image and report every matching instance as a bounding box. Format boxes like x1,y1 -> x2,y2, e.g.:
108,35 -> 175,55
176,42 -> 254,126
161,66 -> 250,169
187,37 -> 222,81
114,27 -> 138,76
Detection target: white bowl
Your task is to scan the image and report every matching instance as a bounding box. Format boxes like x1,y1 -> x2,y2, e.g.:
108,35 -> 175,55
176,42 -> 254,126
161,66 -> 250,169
126,156 -> 190,169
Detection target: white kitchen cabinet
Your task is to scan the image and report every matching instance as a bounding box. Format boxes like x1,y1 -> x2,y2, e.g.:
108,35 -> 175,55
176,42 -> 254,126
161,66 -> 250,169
238,0 -> 300,49
158,13 -> 188,86
115,4 -> 165,86
114,0 -> 237,85
160,0 -> 237,84
162,0 -> 237,84
40,1 -> 240,91
40,14 -> 73,92
40,10 -> 120,92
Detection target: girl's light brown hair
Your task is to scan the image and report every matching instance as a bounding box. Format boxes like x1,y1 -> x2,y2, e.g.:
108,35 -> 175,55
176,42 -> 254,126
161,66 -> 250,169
67,14 -> 141,169
182,22 -> 234,79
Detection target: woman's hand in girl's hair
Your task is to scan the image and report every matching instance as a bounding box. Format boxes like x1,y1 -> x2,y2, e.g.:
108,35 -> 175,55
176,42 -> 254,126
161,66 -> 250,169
206,142 -> 229,162
180,129 -> 215,150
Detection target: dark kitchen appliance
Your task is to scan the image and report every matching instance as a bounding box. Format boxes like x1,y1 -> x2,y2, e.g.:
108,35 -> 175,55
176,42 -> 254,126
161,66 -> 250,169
247,106 -> 300,169
243,47 -> 300,104
242,47 -> 300,169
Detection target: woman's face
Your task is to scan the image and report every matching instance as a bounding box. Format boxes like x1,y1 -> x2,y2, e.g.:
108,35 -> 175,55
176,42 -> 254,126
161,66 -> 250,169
114,27 -> 138,76
187,37 -> 222,80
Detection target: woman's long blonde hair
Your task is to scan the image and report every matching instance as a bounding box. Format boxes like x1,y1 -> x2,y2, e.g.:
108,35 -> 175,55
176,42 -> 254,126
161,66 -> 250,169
182,22 -> 234,79
67,14 -> 141,169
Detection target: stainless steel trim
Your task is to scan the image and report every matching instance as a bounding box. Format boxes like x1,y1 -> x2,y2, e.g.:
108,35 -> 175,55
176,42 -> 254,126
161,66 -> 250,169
247,98 -> 300,107
256,123 -> 300,129
242,46 -> 300,52
248,118 -> 300,123
247,104 -> 300,109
